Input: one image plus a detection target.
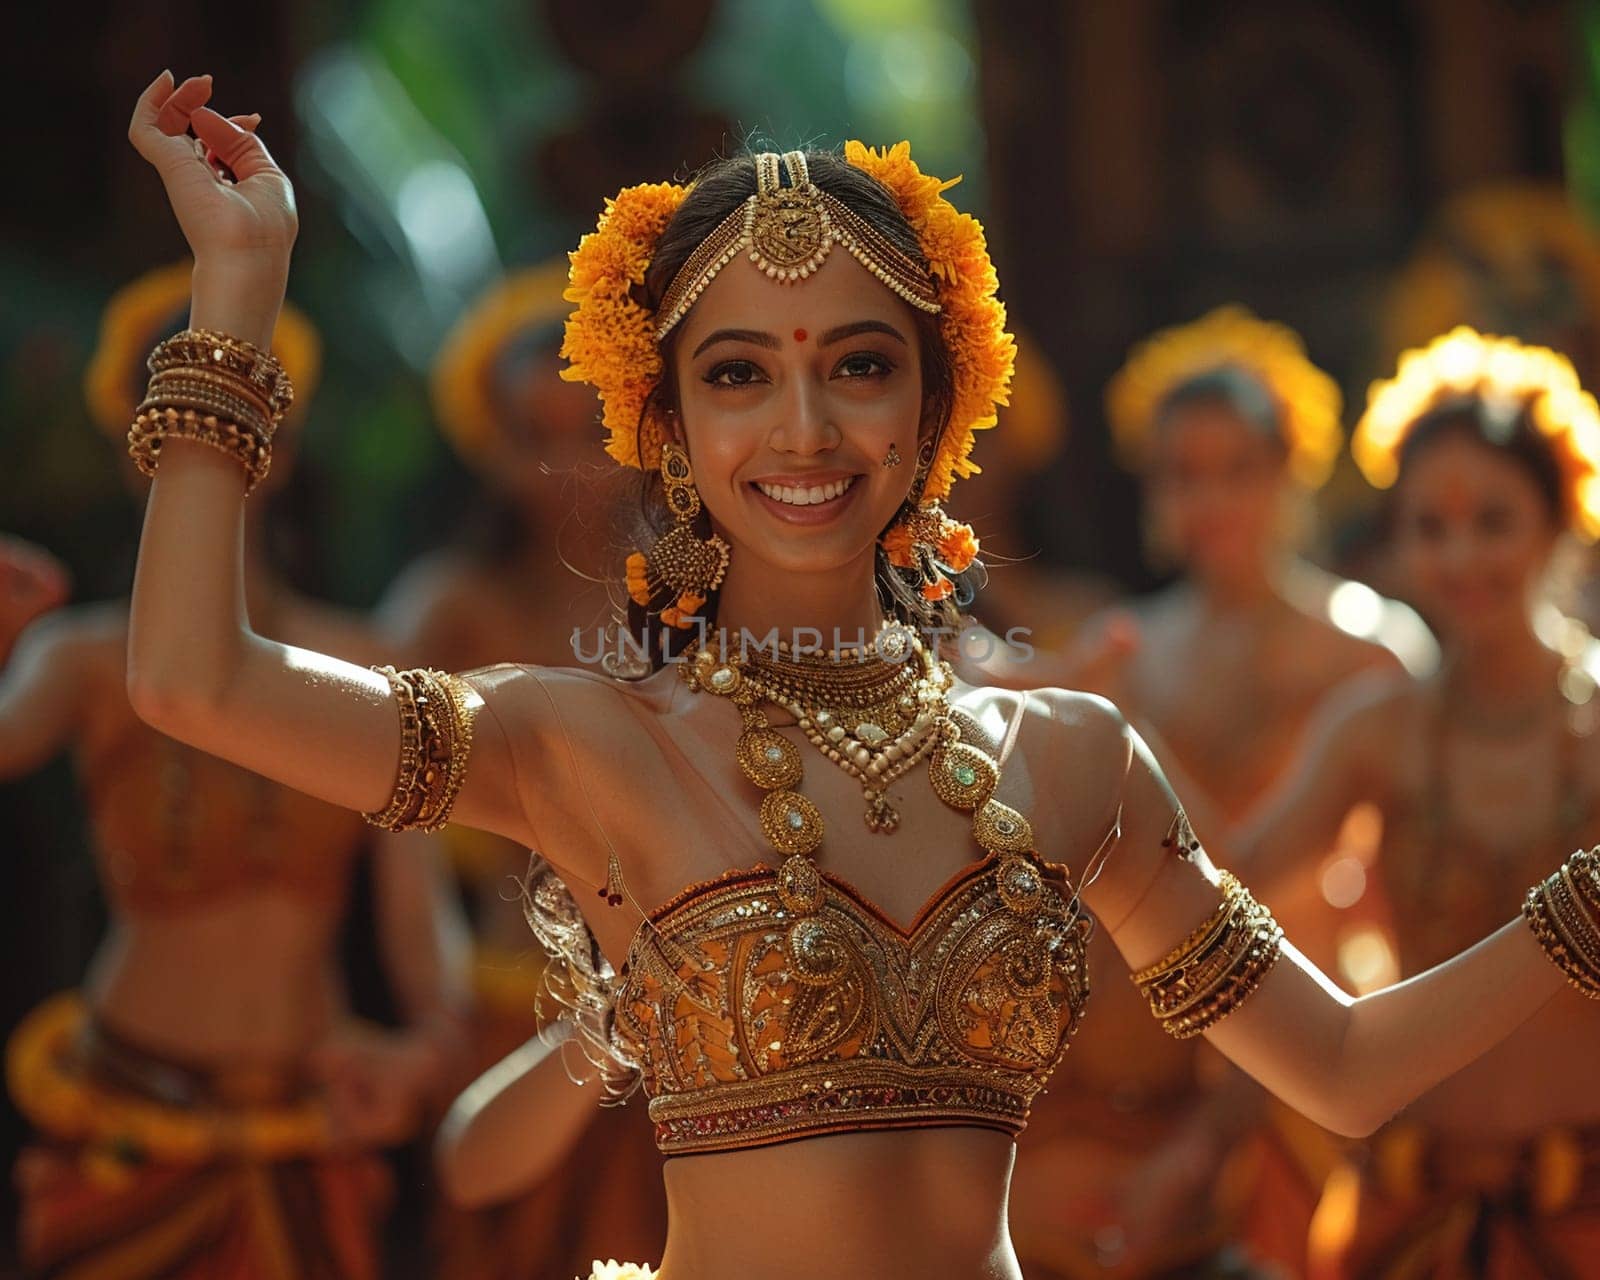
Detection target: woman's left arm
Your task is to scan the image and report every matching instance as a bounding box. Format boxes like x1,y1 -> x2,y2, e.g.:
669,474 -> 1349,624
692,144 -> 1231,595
1079,703 -> 1571,1139
435,1026 -> 607,1207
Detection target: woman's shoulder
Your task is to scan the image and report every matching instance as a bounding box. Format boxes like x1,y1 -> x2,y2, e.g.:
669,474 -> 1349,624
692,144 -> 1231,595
951,680 -> 1131,775
1281,562 -> 1440,678
457,657 -> 680,730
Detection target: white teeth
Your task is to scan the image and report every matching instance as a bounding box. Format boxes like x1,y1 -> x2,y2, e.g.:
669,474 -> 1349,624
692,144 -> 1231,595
756,476 -> 857,507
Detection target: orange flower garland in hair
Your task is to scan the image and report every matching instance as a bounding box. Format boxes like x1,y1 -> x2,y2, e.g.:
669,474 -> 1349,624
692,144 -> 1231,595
1105,305 -> 1343,490
1353,327 -> 1600,541
843,141 -> 1017,503
560,182 -> 688,471
559,144 -> 1015,505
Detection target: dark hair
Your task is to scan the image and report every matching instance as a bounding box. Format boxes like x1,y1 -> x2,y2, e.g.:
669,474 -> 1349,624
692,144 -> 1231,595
1153,365 -> 1286,456
616,148 -> 961,665
1394,394 -> 1565,527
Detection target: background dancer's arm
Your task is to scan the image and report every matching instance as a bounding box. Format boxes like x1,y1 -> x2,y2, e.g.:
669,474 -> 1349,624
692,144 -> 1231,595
1078,697 -> 1567,1139
0,538 -> 96,777
1226,671 -> 1399,891
309,837 -> 476,1148
373,831 -> 476,1091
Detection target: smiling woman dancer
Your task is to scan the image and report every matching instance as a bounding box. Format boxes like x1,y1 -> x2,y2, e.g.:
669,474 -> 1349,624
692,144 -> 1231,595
1234,328 -> 1600,1278
122,70 -> 1600,1280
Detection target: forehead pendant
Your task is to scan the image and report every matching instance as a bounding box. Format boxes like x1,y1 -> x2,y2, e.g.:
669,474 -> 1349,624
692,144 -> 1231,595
747,152 -> 830,280
653,150 -> 940,343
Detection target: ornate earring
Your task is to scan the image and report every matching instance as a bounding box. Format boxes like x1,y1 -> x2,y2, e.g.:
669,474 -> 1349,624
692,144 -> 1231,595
882,443 -> 903,469
625,441 -> 731,629
879,500 -> 980,604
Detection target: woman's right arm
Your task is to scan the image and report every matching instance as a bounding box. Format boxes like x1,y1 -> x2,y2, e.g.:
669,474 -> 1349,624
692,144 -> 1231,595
122,73 -> 527,838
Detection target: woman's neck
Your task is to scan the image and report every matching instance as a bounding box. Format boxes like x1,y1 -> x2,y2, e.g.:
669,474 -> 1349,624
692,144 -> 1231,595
1444,613 -> 1558,705
714,550 -> 886,651
1191,552 -> 1282,616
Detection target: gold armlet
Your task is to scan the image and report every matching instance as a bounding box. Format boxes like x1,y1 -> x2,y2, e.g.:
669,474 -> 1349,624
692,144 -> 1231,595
364,666 -> 478,833
128,329 -> 291,494
1523,847 -> 1600,1000
1130,871 -> 1285,1039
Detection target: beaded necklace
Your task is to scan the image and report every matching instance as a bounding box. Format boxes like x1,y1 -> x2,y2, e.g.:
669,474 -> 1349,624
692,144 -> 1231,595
680,626 -> 1054,936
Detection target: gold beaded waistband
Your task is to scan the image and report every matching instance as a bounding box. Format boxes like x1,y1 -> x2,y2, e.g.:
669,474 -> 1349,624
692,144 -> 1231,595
644,1060 -> 1034,1156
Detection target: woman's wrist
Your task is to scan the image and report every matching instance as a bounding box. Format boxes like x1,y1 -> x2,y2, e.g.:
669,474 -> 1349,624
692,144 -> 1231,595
189,256 -> 289,349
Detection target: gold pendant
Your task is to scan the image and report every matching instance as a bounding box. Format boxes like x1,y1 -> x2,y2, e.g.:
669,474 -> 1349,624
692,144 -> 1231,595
865,789 -> 900,833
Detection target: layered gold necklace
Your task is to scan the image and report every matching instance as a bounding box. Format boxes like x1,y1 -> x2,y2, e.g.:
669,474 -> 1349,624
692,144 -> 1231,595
683,624 -> 949,838
681,624 -> 1052,947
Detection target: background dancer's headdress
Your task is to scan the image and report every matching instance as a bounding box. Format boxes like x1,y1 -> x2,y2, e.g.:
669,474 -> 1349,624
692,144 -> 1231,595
430,257 -> 573,466
1105,304 -> 1343,490
1353,326 -> 1600,541
558,142 -> 1014,504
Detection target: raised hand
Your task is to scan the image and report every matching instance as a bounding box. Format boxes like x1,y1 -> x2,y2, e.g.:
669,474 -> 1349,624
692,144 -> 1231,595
127,70 -> 295,266
127,71 -> 295,347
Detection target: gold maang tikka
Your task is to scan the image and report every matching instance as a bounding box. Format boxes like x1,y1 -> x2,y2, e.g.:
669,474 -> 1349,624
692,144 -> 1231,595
653,151 -> 941,341
624,441 -> 731,630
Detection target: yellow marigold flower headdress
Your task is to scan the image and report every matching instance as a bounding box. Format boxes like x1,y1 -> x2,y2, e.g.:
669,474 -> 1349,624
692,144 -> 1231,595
1381,183 -> 1600,380
558,142 -> 1015,505
430,258 -> 572,465
1353,326 -> 1600,541
84,261 -> 320,438
1105,305 -> 1343,490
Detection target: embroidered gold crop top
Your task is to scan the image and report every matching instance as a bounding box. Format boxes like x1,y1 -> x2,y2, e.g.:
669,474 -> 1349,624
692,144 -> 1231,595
611,846 -> 1093,1156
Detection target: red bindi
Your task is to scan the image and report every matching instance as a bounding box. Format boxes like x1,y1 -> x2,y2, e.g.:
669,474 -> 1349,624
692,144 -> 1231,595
793,328 -> 808,343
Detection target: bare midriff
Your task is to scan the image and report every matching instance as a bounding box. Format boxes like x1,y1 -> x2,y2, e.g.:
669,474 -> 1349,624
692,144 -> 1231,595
658,1126 -> 1021,1278
84,893 -> 347,1070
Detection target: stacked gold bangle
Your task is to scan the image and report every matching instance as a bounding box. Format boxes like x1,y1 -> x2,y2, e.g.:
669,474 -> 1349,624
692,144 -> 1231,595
364,667 -> 479,833
1131,871 -> 1285,1038
128,328 -> 293,494
1523,847 -> 1600,999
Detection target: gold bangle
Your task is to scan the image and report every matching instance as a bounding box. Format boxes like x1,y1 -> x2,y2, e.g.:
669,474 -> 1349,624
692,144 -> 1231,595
145,368 -> 277,433
1130,871 -> 1285,1038
138,385 -> 272,446
1524,847 -> 1600,999
150,359 -> 276,407
129,328 -> 291,492
128,407 -> 272,492
364,667 -> 478,833
148,328 -> 293,420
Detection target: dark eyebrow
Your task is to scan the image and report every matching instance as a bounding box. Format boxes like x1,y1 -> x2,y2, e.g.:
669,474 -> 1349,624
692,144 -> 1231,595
691,328 -> 781,358
819,320 -> 908,348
